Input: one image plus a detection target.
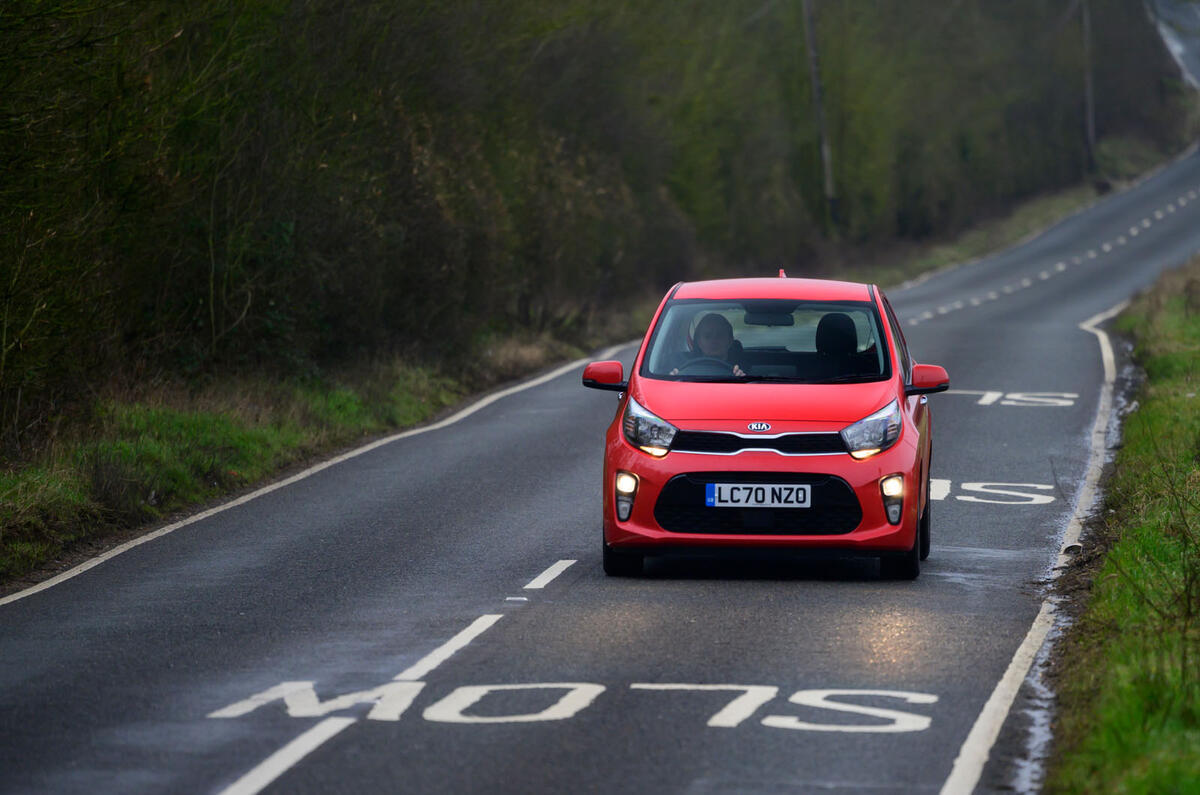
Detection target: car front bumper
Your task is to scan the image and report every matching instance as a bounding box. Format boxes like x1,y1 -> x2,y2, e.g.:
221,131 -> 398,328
602,431 -> 922,554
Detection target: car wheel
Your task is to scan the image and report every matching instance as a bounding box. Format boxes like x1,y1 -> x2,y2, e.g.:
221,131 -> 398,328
603,543 -> 644,577
918,477 -> 931,562
880,533 -> 920,580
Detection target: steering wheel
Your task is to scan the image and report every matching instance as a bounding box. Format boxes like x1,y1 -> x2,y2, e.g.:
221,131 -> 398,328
676,356 -> 735,373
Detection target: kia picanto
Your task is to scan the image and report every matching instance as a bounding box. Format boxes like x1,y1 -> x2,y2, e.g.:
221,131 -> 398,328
582,275 -> 948,579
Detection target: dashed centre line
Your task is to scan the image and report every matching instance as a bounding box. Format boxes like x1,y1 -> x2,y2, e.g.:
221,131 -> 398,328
906,182 -> 1200,327
524,559 -> 577,589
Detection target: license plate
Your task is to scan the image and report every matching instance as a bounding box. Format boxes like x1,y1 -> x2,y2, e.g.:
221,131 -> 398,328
705,483 -> 811,508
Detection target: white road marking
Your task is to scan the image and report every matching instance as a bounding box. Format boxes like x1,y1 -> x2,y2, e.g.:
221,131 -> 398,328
1155,209 -> 1164,219
1142,218 -> 1152,227
217,613 -> 505,793
945,390 -> 1076,407
957,483 -> 1054,505
940,299 -> 1127,795
1130,226 -> 1140,236
939,603 -> 1054,794
1038,271 -> 1050,280
0,345 -> 629,608
1054,262 -> 1066,271
218,717 -> 356,795
394,614 -> 504,681
210,681 -> 426,722
1117,236 -> 1126,245
945,389 -> 1004,405
930,479 -> 951,502
763,690 -> 938,733
524,559 -> 576,589
630,684 -> 779,728
423,683 -> 605,723
1101,243 -> 1112,252
1086,250 -> 1097,259
1166,203 -> 1175,213
506,596 -> 529,602
1000,392 -> 1077,407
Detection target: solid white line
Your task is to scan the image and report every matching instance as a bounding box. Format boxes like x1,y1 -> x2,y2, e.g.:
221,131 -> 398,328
939,604 -> 1055,794
524,559 -> 576,589
0,344 -> 630,608
939,299 -> 1127,795
393,614 -> 504,681
219,717 -> 356,795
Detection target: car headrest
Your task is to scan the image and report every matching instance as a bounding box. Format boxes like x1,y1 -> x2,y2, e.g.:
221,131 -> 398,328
816,313 -> 857,356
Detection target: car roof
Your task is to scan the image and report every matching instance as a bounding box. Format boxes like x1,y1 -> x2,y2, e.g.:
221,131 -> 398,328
670,277 -> 876,302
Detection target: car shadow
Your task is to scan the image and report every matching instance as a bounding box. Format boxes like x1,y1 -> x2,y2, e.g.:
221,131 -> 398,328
639,550 -> 882,582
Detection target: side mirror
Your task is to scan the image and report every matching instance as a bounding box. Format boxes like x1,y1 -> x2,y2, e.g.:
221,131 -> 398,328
583,360 -> 627,392
906,363 -> 949,396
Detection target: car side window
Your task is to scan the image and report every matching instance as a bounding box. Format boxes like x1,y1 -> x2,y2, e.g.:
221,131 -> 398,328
881,294 -> 912,383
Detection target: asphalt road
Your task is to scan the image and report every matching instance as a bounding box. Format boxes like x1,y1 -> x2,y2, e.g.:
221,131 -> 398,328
5,162 -> 1200,795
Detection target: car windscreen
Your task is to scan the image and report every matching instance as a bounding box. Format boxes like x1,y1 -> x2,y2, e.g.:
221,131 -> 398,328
639,298 -> 891,383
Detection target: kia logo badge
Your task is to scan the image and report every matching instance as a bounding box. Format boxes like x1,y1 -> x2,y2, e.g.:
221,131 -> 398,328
747,422 -> 771,432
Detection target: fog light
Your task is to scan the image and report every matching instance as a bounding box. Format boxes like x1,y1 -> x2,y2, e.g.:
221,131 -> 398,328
615,471 -> 638,521
880,474 -> 904,525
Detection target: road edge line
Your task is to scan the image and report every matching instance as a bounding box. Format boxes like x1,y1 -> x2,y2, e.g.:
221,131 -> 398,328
0,343 -> 632,609
938,299 -> 1127,794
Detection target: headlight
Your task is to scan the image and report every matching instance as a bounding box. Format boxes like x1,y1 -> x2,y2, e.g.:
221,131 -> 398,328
622,397 -> 677,457
840,399 -> 901,459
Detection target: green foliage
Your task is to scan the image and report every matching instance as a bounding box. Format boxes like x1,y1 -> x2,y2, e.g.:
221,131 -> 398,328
1049,259 -> 1200,793
0,361 -> 463,580
0,0 -> 1189,459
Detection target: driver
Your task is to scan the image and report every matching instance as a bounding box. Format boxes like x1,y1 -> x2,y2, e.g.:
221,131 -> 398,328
671,313 -> 746,376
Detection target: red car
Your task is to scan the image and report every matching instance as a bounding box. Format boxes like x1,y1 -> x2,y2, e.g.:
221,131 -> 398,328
582,275 -> 948,579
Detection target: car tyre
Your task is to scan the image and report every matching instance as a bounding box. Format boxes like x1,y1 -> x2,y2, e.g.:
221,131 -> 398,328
603,543 -> 644,577
880,533 -> 920,580
918,477 -> 931,562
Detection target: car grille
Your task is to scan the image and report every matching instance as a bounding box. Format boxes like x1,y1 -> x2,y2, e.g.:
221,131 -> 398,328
671,431 -> 845,455
654,472 -> 862,535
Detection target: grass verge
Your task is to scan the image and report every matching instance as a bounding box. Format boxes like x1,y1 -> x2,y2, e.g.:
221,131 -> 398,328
1046,256 -> 1200,792
0,297 -> 661,590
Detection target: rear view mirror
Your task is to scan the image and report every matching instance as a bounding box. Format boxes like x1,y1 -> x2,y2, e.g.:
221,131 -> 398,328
743,301 -> 796,326
743,312 -> 795,326
906,363 -> 949,396
583,360 -> 627,392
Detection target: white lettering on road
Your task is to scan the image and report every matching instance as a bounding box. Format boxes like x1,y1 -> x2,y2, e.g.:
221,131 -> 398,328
958,483 -> 1055,505
929,480 -> 1055,504
423,683 -> 606,724
945,390 -> 1077,407
629,684 -> 779,728
209,681 -> 426,722
761,689 -> 938,733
